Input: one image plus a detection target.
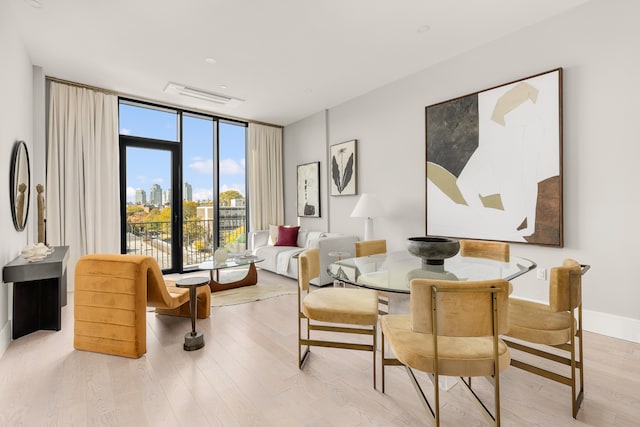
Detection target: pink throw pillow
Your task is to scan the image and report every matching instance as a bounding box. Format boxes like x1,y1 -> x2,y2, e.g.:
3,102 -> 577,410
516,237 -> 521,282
275,225 -> 300,247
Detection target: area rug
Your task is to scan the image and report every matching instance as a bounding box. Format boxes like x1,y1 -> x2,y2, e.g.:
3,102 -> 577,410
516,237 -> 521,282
211,283 -> 296,307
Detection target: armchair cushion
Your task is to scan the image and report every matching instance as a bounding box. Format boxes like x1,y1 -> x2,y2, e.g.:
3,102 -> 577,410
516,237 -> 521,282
302,287 -> 379,326
507,298 -> 574,345
381,314 -> 510,377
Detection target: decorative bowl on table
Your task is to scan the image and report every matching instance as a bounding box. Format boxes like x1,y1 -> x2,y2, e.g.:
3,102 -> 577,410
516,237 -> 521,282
406,236 -> 460,266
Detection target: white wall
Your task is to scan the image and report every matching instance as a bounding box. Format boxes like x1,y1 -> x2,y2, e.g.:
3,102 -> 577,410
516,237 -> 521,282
0,0 -> 35,356
283,110 -> 330,232
283,0 -> 640,342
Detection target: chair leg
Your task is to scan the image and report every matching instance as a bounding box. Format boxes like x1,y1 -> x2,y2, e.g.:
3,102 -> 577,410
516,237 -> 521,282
373,323 -> 377,390
381,329 -> 386,393
298,313 -> 310,369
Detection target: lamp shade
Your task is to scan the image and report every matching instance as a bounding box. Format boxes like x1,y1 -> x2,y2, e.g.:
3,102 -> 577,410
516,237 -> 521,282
350,193 -> 385,219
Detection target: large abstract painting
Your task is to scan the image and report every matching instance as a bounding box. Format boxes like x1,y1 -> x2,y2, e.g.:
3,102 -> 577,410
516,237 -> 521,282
330,139 -> 357,196
426,68 -> 563,246
297,161 -> 320,217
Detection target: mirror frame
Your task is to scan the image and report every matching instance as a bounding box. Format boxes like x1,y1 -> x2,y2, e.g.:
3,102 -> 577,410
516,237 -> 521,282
9,140 -> 31,232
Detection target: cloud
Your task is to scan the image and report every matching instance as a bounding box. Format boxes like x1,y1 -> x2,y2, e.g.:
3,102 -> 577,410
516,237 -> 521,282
120,128 -> 132,135
189,158 -> 214,174
220,158 -> 245,175
126,186 -> 136,201
153,177 -> 164,184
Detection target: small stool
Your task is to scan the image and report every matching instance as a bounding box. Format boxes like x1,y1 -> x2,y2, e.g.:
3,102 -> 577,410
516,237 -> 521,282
176,277 -> 210,351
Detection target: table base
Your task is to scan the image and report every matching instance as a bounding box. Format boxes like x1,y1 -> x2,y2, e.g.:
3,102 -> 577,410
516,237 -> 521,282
208,262 -> 258,293
184,331 -> 204,351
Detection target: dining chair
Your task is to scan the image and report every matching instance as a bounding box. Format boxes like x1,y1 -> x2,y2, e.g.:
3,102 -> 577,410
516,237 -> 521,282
354,239 -> 390,313
460,239 -> 510,262
502,259 -> 590,418
355,239 -> 387,257
381,278 -> 511,426
297,247 -> 379,388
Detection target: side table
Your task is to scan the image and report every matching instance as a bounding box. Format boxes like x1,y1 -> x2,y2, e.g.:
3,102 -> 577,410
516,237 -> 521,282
176,276 -> 209,351
2,246 -> 69,339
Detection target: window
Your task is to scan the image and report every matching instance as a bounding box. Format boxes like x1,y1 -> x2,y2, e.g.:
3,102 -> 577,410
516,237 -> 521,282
119,100 -> 247,273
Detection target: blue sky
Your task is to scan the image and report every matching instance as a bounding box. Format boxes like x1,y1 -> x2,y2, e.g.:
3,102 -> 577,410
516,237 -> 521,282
119,103 -> 246,203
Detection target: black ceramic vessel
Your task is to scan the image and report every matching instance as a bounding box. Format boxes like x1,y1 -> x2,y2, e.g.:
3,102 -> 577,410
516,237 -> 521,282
406,236 -> 460,266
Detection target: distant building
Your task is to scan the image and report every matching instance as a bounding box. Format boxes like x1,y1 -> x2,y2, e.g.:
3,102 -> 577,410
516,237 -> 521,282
196,205 -> 246,248
150,184 -> 163,206
163,188 -> 172,205
183,182 -> 192,201
230,198 -> 245,207
135,188 -> 146,205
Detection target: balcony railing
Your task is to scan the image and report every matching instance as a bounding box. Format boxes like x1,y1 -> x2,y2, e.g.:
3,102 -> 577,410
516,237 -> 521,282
125,217 -> 246,270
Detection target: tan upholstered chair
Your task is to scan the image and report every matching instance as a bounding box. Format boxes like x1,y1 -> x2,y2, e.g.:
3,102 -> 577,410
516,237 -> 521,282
355,239 -> 390,313
297,248 -> 379,387
381,278 -> 511,426
355,239 -> 387,257
503,259 -> 589,418
460,239 -> 510,262
74,254 -> 210,358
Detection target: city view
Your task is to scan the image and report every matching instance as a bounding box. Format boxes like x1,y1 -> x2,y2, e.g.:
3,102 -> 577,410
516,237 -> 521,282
120,101 -> 247,270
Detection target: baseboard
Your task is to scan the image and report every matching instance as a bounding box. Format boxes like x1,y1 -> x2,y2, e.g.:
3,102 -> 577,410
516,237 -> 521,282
583,309 -> 640,344
0,320 -> 11,358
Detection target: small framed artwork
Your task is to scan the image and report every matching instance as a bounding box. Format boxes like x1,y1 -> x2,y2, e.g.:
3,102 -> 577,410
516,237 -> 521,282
297,161 -> 320,217
330,139 -> 357,196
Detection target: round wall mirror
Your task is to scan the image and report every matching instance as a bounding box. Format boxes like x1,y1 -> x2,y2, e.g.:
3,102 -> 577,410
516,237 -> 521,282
9,140 -> 30,231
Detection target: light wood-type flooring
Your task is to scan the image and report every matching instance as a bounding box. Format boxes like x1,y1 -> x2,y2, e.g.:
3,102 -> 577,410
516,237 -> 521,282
0,269 -> 639,426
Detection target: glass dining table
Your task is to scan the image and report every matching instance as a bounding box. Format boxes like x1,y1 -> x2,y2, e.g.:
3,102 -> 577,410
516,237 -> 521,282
326,250 -> 536,294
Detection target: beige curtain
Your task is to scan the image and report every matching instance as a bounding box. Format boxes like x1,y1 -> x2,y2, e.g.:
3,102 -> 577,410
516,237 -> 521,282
248,123 -> 284,230
47,82 -> 120,290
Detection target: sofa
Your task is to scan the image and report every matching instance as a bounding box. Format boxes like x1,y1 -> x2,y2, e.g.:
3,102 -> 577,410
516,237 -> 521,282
249,228 -> 358,286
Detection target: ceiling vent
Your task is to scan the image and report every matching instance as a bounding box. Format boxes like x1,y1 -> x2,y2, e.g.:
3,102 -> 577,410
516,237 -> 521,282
164,82 -> 244,108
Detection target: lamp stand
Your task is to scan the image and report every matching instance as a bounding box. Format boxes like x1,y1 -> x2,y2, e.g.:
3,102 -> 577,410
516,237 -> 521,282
363,217 -> 374,241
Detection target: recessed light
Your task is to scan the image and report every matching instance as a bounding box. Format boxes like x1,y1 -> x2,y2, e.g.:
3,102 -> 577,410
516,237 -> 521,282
417,24 -> 430,34
205,58 -> 217,64
219,84 -> 227,89
24,0 -> 43,8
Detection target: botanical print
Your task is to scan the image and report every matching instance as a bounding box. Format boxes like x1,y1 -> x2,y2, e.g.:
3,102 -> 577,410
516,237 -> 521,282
330,140 -> 357,196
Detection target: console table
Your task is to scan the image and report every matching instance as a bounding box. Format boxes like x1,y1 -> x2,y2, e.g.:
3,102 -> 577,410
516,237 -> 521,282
2,246 -> 69,339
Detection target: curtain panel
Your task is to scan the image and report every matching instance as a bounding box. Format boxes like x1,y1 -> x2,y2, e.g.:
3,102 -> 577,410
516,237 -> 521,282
248,123 -> 284,231
46,82 -> 120,290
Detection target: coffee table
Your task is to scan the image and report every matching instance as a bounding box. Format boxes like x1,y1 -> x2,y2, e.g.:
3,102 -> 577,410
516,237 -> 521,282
198,255 -> 264,293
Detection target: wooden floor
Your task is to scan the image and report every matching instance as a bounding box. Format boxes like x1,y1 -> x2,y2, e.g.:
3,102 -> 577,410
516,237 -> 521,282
0,269 -> 639,426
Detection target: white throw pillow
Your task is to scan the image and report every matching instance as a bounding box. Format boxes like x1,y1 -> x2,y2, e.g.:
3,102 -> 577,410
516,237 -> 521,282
268,224 -> 279,246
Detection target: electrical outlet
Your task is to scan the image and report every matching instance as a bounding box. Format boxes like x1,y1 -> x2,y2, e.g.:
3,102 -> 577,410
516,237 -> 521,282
536,268 -> 547,280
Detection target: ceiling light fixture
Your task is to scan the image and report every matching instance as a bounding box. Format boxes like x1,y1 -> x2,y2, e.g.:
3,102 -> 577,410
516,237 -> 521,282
417,24 -> 431,34
164,82 -> 244,107
205,58 -> 217,64
24,0 -> 43,8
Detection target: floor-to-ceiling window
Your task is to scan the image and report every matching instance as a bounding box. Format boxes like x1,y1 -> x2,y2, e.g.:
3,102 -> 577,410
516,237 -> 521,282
118,99 -> 247,273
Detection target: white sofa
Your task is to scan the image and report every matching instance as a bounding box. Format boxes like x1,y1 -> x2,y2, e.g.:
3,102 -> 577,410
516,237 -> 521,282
249,229 -> 358,286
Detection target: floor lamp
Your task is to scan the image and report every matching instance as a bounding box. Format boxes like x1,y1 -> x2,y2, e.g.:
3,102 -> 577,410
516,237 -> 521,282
350,193 -> 384,241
